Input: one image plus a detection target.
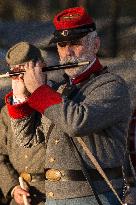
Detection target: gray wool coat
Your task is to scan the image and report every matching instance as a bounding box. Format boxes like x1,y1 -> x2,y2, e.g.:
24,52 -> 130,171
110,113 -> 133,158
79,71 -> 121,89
42,72 -> 132,199
4,71 -> 132,201
0,107 -> 46,205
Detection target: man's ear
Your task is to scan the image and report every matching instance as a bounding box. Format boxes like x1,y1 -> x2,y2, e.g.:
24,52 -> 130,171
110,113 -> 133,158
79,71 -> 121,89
94,37 -> 100,54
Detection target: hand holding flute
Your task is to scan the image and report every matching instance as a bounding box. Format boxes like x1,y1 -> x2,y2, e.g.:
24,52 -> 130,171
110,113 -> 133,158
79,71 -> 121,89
2,41 -> 91,94
0,61 -> 90,79
23,61 -> 47,93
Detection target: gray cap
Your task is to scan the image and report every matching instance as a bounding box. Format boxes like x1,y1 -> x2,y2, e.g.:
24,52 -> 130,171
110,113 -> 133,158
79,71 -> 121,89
6,41 -> 44,66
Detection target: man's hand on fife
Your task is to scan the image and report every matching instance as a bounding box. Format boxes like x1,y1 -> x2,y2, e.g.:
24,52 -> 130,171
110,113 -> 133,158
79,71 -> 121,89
12,65 -> 30,99
24,61 -> 46,93
13,185 -> 31,205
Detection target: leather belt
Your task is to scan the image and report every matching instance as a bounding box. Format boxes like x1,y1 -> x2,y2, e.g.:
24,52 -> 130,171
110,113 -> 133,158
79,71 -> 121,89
45,167 -> 122,182
20,167 -> 122,183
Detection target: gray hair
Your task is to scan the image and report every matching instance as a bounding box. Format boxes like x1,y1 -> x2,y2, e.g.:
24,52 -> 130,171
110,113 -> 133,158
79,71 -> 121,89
82,31 -> 98,46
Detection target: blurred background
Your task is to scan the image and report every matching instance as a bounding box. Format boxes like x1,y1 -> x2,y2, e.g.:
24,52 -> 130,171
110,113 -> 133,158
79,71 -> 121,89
0,1 -> 135,204
0,0 -> 136,58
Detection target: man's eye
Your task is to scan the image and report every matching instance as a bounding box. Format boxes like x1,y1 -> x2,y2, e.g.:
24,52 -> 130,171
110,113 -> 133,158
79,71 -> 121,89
58,42 -> 67,47
71,41 -> 81,45
57,40 -> 81,47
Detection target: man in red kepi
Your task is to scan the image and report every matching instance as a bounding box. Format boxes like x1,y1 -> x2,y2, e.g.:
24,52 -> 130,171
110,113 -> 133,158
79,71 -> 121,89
6,7 -> 132,205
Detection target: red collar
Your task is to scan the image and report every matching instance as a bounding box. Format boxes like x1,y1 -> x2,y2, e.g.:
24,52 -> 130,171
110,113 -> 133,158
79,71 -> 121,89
72,58 -> 103,85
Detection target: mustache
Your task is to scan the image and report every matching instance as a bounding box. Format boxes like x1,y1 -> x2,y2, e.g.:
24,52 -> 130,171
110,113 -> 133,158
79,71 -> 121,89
60,55 -> 89,65
60,56 -> 78,64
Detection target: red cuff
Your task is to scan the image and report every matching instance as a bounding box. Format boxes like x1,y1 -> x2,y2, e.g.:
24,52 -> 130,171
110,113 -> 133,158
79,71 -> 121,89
28,85 -> 62,113
5,92 -> 34,119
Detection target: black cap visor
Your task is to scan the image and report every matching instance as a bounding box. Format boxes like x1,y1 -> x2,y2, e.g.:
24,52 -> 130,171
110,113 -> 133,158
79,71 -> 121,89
49,23 -> 96,45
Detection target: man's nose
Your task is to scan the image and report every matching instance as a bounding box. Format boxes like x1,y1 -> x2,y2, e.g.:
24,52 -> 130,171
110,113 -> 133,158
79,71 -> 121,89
65,45 -> 74,56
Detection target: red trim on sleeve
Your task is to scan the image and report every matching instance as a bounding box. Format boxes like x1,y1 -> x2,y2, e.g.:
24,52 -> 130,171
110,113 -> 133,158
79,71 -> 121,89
5,91 -> 34,119
27,85 -> 62,113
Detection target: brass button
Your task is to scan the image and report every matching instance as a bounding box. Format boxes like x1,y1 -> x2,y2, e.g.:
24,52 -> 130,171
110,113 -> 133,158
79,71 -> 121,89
54,139 -> 60,145
48,192 -> 54,198
49,157 -> 55,163
46,169 -> 62,181
20,171 -> 32,182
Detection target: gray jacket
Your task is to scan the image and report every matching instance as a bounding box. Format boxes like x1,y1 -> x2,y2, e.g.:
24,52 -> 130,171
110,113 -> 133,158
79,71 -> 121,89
0,107 -> 46,205
7,71 -> 132,200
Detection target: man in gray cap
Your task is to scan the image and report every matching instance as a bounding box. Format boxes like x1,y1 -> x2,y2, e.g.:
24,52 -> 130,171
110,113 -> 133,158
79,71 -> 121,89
0,41 -> 47,205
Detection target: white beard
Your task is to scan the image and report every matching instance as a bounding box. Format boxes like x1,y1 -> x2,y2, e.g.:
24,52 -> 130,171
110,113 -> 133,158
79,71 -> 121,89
60,55 -> 91,78
59,35 -> 96,78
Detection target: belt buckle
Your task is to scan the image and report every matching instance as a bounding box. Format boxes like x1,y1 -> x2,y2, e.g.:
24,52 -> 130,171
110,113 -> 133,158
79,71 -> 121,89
45,169 -> 62,181
20,171 -> 32,182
